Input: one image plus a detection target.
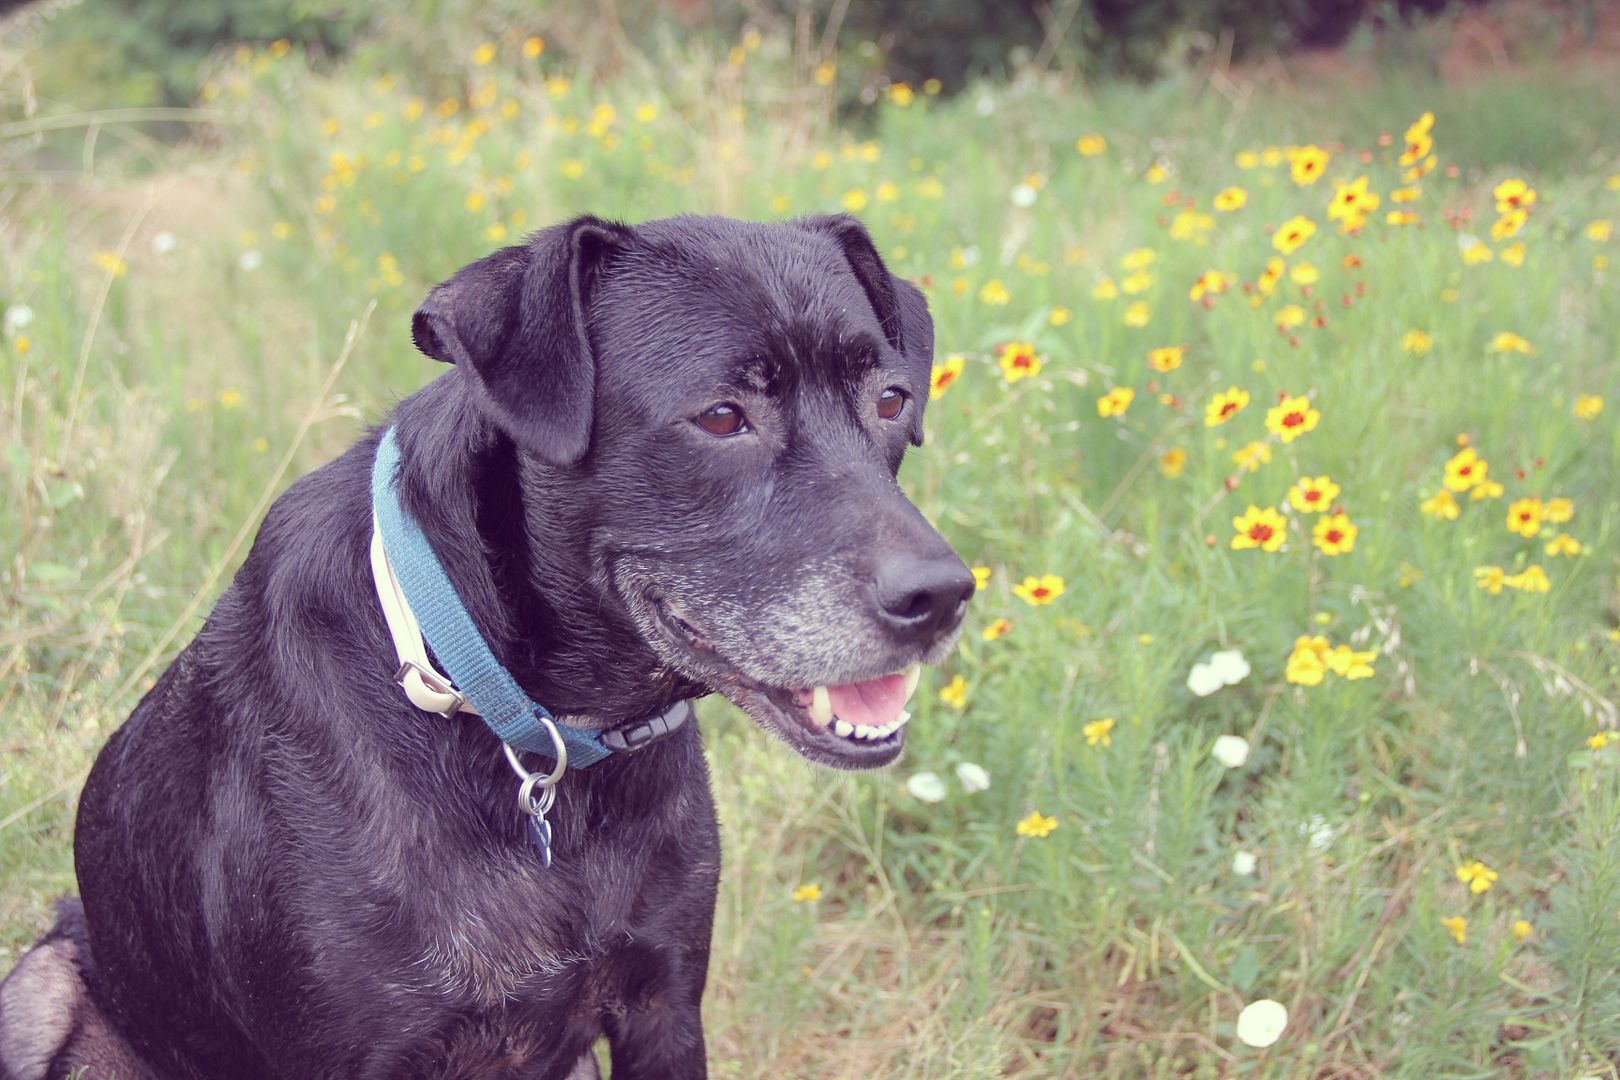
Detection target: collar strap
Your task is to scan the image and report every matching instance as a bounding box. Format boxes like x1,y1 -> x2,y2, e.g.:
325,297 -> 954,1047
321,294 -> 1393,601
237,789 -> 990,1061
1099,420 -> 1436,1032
369,427 -> 689,766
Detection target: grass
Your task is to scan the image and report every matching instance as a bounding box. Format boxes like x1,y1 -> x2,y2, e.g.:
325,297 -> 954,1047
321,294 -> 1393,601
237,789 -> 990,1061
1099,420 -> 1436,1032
4,15 -> 1620,1079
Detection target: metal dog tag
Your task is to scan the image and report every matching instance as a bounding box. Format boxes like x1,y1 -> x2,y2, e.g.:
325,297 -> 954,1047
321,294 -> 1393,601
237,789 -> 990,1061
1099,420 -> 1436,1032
527,812 -> 554,868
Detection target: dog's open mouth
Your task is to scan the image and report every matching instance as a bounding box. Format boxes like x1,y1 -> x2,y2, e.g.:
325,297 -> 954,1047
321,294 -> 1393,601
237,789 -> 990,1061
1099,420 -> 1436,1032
648,595 -> 923,769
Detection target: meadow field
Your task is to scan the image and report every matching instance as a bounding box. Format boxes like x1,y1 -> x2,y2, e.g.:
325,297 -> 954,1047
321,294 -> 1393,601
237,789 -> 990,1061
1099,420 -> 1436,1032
3,14 -> 1620,1078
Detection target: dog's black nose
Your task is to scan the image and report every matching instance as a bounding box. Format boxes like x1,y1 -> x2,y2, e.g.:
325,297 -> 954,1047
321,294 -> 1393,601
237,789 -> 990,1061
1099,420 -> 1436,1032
872,553 -> 975,642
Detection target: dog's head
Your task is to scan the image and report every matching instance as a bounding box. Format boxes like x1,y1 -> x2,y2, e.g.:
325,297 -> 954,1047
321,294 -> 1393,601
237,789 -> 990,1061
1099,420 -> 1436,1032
411,214 -> 972,769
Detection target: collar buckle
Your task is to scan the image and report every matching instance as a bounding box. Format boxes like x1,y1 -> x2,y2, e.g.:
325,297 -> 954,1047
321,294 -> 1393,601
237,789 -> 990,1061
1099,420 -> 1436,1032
598,700 -> 692,754
393,659 -> 466,719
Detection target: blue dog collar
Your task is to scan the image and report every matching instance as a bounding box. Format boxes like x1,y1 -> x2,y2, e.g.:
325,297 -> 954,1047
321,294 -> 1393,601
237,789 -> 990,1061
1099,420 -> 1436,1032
370,427 -> 690,768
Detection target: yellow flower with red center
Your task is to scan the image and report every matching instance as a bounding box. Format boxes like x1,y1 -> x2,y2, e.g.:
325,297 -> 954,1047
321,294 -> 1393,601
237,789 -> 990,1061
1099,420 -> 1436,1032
1013,574 -> 1065,605
1327,175 -> 1380,224
998,341 -> 1042,383
930,354 -> 965,399
1213,186 -> 1247,211
1289,144 -> 1330,185
1083,717 -> 1115,747
1543,497 -> 1573,524
1231,505 -> 1286,553
1096,386 -> 1134,418
1441,916 -> 1467,945
1232,441 -> 1272,473
1205,387 -> 1250,427
1016,811 -> 1059,837
1443,448 -> 1488,492
1147,346 -> 1184,373
1189,269 -> 1228,301
1494,178 -> 1537,214
1421,489 -> 1460,520
1158,447 -> 1187,479
1312,513 -> 1357,555
1286,636 -> 1330,686
1491,209 -> 1528,242
1506,497 -> 1543,538
1504,565 -> 1550,593
1545,534 -> 1582,557
1273,216 -> 1317,256
1288,475 -> 1340,513
1573,394 -> 1603,419
1257,256 -> 1286,295
1475,565 -> 1507,594
982,618 -> 1013,641
971,565 -> 992,590
1400,112 -> 1434,167
1265,395 -> 1320,444
1401,329 -> 1432,355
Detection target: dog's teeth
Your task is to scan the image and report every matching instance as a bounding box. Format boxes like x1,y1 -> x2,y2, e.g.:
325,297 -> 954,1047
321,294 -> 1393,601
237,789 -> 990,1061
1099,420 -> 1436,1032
833,719 -> 854,738
855,724 -> 881,740
902,663 -> 921,701
810,685 -> 833,726
895,710 -> 912,727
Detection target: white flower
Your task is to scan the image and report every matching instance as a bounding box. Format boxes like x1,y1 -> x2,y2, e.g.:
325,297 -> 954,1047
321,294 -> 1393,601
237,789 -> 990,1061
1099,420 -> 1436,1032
1235,998 -> 1288,1048
1188,648 -> 1250,696
239,250 -> 263,271
151,231 -> 178,255
906,771 -> 947,803
1211,735 -> 1250,769
1231,850 -> 1258,876
955,761 -> 990,794
1301,814 -> 1333,852
3,304 -> 33,334
1010,183 -> 1037,208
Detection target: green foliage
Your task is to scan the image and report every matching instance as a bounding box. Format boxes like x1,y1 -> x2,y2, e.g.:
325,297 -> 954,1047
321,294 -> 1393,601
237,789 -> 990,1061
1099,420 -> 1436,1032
4,23 -> 1620,1078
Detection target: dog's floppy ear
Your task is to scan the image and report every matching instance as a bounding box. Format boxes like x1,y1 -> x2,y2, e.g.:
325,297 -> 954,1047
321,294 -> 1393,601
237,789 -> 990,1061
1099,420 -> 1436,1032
795,213 -> 904,354
796,213 -> 935,446
411,215 -> 632,466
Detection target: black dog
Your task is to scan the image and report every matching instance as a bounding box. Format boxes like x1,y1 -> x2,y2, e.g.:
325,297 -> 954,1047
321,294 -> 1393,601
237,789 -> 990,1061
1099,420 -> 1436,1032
0,213 -> 972,1079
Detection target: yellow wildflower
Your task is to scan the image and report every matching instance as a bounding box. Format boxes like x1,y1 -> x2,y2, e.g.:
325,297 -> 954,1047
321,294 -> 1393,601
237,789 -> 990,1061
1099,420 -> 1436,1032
1016,811 -> 1059,838
1013,575 -> 1065,605
1083,717 -> 1115,747
1455,860 -> 1498,894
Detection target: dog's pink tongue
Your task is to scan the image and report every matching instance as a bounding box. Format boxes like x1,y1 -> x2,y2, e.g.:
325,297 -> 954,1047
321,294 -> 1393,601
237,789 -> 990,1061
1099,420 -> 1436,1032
825,674 -> 908,728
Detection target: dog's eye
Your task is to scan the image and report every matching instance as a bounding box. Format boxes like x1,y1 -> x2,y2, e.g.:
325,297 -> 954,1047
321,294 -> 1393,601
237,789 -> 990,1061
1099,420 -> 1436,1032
694,403 -> 749,437
876,387 -> 908,421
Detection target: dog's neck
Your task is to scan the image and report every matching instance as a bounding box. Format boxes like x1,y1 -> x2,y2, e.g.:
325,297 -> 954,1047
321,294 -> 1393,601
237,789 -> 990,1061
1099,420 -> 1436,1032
389,374 -> 702,730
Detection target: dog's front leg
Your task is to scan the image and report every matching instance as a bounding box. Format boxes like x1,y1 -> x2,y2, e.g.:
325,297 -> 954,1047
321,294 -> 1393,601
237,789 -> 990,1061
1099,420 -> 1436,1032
605,1000 -> 706,1080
